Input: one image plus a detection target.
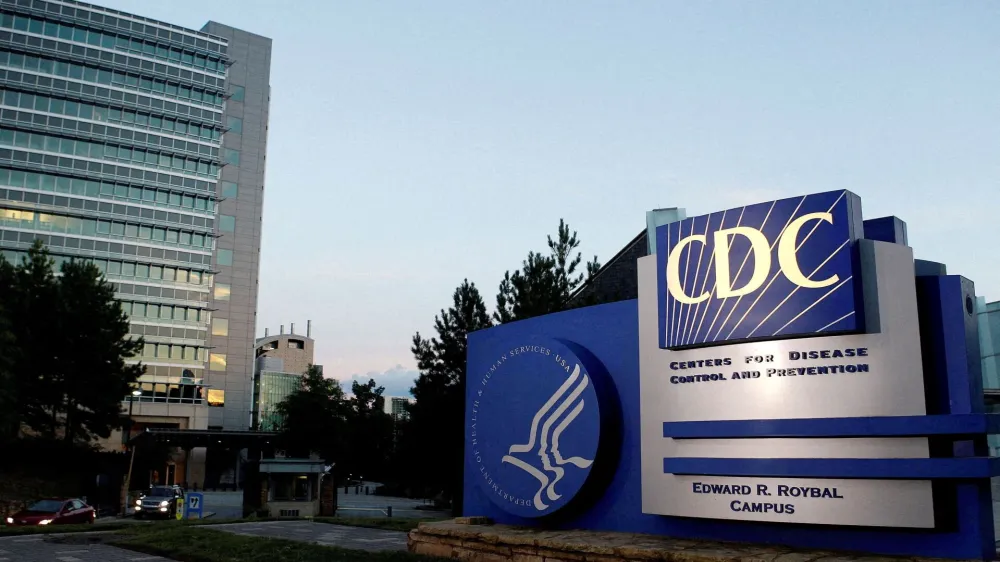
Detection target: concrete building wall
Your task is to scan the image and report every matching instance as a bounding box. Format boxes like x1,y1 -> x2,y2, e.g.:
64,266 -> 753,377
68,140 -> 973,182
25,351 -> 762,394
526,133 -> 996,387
255,334 -> 315,376
200,22 -> 272,430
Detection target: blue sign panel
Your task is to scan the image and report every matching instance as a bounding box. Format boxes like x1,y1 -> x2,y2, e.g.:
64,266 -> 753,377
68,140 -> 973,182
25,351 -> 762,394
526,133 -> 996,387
655,190 -> 863,349
184,492 -> 204,519
467,338 -> 608,518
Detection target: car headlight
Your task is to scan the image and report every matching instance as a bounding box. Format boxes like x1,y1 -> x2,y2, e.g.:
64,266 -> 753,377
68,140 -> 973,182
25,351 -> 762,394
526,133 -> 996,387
159,500 -> 169,507
39,519 -> 52,525
136,499 -> 142,506
5,517 -> 12,524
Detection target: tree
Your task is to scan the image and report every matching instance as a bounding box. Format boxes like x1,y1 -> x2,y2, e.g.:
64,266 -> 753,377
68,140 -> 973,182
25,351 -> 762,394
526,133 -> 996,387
275,364 -> 347,463
344,379 -> 394,482
494,219 -> 601,323
0,256 -> 16,442
404,279 -> 492,513
0,241 -> 143,444
56,258 -> 145,443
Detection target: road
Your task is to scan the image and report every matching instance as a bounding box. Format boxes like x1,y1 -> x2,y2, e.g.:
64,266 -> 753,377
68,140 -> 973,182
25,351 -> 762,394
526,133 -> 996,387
336,487 -> 449,518
0,534 -> 170,562
210,520 -> 408,551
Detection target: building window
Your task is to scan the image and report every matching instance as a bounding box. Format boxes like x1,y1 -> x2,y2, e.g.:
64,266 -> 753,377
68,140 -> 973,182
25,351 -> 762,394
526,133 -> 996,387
227,116 -> 243,134
212,318 -> 229,337
214,283 -> 231,301
224,149 -> 240,165
209,353 -> 227,371
207,388 -> 225,407
287,339 -> 305,350
231,85 -> 245,102
219,215 -> 235,232
221,181 -> 238,198
217,249 -> 233,266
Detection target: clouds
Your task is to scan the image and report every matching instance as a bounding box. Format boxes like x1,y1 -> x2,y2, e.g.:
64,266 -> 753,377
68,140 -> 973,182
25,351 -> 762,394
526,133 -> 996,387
342,364 -> 419,398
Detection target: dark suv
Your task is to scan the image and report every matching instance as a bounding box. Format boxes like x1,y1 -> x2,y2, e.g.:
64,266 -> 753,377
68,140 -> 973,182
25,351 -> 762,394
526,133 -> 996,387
134,485 -> 183,519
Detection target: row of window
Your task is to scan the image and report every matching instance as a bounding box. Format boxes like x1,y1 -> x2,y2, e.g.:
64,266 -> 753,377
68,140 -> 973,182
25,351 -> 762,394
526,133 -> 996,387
0,48 -> 225,107
1,12 -> 226,75
0,66 -> 222,124
129,382 -> 206,405
0,207 -> 214,250
1,88 -> 222,141
2,250 -> 213,286
130,323 -> 207,344
134,365 -> 205,381
1,229 -> 212,269
2,107 -> 219,163
0,127 -> 221,178
138,341 -> 206,362
10,0 -> 227,54
0,170 -> 217,214
2,88 -> 221,146
102,259 -> 210,286
129,301 -> 211,324
0,146 -> 216,194
114,280 -> 210,303
1,188 -> 214,233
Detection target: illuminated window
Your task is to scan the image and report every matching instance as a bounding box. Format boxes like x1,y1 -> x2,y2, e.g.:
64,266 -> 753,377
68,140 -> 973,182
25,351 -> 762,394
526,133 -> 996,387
212,318 -> 229,337
207,388 -> 225,407
209,353 -> 226,371
214,283 -> 231,301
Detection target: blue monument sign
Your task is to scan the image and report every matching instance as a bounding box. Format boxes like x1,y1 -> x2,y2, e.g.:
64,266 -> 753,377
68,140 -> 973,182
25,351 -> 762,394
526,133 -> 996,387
465,190 -> 997,560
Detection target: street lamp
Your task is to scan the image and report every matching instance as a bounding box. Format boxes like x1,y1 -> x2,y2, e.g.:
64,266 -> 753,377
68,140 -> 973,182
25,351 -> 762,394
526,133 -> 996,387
125,389 -> 142,444
121,389 -> 143,517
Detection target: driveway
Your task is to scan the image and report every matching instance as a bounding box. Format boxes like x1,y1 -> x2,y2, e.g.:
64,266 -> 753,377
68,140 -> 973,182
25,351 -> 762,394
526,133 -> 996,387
0,534 -> 171,562
336,489 -> 450,519
210,520 -> 408,552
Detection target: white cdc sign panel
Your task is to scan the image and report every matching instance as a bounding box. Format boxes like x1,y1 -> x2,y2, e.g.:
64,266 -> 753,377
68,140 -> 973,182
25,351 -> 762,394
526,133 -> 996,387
638,192 -> 934,528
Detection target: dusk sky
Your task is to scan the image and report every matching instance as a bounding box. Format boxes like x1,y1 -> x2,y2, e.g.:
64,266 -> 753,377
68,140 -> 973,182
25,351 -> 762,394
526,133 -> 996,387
99,0 -> 999,397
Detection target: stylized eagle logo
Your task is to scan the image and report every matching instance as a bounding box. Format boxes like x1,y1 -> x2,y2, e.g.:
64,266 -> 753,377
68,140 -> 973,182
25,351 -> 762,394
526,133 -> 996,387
501,364 -> 594,511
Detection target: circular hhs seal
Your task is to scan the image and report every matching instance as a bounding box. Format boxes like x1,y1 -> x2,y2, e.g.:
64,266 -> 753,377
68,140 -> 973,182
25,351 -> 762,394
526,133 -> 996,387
468,338 -> 605,518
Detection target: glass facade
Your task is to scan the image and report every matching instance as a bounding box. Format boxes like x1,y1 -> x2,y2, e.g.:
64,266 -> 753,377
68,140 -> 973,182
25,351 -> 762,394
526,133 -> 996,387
0,0 -> 230,388
253,371 -> 302,431
0,3 -> 272,432
978,298 -> 1000,389
977,298 -> 1000,455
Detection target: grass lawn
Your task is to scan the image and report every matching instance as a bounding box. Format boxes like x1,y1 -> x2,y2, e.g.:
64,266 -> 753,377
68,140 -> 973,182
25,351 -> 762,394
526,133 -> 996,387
314,516 -> 444,532
108,525 -> 448,562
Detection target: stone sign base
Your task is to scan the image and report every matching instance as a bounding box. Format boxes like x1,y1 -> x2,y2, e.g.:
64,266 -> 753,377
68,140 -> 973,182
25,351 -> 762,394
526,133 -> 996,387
408,519 -> 958,562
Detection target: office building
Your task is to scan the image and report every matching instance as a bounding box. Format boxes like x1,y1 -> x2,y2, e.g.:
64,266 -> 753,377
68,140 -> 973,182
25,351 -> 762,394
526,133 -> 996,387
252,322 -> 316,431
389,396 -> 410,420
0,0 -> 270,483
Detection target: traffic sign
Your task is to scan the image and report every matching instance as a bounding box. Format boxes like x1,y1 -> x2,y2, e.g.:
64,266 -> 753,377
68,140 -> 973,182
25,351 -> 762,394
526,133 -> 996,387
184,492 -> 204,519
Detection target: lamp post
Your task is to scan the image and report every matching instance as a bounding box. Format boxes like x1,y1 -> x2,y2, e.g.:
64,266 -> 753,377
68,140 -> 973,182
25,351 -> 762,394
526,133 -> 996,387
121,389 -> 142,517
124,389 -> 142,445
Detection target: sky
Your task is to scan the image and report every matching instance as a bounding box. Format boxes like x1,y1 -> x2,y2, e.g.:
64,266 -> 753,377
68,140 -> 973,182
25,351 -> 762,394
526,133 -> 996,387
98,0 -> 999,397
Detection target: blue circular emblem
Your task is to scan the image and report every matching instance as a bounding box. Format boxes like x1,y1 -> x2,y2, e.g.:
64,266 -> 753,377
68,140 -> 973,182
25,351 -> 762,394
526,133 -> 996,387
468,338 -> 605,518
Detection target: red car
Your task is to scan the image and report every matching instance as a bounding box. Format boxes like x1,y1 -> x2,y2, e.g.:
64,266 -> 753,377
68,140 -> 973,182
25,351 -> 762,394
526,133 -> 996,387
4,498 -> 95,526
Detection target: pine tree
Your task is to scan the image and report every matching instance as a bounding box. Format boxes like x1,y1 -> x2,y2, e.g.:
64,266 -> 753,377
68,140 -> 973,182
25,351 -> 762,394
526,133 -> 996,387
406,279 -> 492,513
493,219 -> 601,323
